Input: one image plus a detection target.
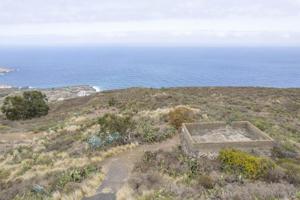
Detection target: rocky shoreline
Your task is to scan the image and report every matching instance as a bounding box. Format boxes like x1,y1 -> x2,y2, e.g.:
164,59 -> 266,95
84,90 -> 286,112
0,85 -> 98,103
0,67 -> 14,75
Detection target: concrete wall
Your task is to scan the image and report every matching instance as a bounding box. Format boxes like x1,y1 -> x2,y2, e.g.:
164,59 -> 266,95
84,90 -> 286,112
181,121 -> 274,158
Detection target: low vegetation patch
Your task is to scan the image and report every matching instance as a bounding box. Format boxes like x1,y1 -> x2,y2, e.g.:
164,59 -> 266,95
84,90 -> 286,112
276,158 -> 300,185
135,117 -> 175,143
138,190 -> 175,200
53,165 -> 99,191
218,149 -> 275,179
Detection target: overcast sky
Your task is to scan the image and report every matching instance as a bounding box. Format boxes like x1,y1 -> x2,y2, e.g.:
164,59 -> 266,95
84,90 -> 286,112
0,0 -> 300,46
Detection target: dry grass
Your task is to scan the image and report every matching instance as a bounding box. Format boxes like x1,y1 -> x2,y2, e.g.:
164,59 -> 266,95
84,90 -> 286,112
52,172 -> 105,200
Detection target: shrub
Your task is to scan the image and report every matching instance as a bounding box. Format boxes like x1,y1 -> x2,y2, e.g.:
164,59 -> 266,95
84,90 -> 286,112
136,120 -> 159,143
1,91 -> 49,120
87,135 -> 103,149
168,106 -> 196,129
187,158 -> 202,177
108,97 -> 117,106
135,118 -> 176,143
98,113 -> 135,142
55,165 -> 98,190
105,132 -> 121,144
197,175 -> 215,189
218,149 -> 275,179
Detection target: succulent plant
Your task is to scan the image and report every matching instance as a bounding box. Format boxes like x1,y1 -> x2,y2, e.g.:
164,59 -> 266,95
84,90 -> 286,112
87,135 -> 103,149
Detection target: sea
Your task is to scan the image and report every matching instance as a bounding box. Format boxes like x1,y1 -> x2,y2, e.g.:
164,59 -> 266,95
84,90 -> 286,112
0,46 -> 300,90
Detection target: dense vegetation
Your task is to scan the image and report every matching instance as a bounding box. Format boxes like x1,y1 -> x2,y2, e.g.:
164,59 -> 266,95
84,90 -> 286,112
1,91 -> 49,120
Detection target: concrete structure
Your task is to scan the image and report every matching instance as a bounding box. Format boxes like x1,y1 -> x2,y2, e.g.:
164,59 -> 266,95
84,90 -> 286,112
181,121 -> 274,158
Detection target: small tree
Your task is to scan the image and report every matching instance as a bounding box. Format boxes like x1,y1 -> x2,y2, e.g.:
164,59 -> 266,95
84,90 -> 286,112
1,91 -> 49,120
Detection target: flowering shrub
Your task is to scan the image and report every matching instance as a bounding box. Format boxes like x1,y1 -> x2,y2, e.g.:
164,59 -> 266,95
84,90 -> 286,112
218,149 -> 275,179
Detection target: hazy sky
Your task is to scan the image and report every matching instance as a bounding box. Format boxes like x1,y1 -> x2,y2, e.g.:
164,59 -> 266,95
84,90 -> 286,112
0,0 -> 300,46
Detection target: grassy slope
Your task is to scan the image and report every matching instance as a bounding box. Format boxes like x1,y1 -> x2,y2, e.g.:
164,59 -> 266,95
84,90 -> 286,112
0,87 -> 299,199
2,87 -> 299,142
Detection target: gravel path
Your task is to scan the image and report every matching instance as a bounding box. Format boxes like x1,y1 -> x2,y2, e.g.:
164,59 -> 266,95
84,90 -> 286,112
83,135 -> 179,200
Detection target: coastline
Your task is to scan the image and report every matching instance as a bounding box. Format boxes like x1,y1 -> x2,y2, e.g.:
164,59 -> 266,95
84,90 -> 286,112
0,67 -> 14,75
0,85 -> 98,103
1,85 -> 300,105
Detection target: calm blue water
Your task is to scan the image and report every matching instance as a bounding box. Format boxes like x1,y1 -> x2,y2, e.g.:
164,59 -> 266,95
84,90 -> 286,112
0,46 -> 300,90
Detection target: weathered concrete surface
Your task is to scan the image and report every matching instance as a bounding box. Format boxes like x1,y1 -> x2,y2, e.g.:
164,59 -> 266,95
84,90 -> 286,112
193,127 -> 252,143
181,121 -> 274,157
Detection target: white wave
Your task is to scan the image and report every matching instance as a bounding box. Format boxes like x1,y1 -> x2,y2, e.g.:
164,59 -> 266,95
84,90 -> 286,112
92,86 -> 101,92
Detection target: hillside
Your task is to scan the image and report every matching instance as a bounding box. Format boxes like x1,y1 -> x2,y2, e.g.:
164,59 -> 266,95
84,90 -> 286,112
0,87 -> 299,200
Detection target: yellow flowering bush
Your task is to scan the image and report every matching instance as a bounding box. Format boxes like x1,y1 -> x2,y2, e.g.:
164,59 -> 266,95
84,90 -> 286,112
218,149 -> 275,179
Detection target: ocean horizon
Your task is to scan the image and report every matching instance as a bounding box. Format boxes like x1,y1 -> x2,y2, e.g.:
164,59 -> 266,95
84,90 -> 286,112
0,46 -> 300,90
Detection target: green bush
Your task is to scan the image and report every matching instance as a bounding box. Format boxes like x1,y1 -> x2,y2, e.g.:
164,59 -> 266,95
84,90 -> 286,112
98,113 -> 135,142
1,91 -> 49,120
55,165 -> 98,190
137,120 -> 159,143
135,117 -> 176,143
168,106 -> 195,129
218,149 -> 275,179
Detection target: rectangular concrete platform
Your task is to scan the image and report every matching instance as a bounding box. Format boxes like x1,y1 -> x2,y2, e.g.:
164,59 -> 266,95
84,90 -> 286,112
181,121 -> 274,158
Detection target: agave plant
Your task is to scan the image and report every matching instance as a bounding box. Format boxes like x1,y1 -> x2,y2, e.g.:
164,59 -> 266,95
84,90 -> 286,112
87,135 -> 103,149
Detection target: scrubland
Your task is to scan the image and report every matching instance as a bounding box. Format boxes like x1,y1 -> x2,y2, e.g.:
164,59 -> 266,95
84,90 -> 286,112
0,87 -> 299,200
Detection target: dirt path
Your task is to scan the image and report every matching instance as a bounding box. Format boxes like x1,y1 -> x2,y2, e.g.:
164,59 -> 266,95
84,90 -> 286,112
83,135 -> 179,200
